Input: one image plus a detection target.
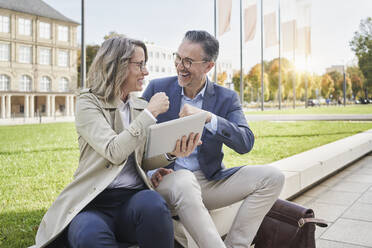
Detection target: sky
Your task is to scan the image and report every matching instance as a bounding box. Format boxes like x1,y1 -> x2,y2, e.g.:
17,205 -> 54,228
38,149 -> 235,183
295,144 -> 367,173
43,0 -> 372,75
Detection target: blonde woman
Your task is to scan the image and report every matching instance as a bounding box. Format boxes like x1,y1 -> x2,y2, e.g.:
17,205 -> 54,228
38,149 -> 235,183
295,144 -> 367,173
31,37 -> 188,248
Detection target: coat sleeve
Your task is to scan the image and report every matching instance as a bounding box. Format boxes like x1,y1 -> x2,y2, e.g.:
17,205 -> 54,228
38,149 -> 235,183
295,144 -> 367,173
141,154 -> 172,171
213,91 -> 255,154
75,94 -> 156,165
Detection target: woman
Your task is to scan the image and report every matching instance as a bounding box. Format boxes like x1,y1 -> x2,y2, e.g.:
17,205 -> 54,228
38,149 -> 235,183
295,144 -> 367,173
32,37 -> 177,248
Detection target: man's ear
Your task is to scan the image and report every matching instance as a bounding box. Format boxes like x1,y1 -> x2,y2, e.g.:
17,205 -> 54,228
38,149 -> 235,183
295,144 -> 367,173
204,61 -> 215,73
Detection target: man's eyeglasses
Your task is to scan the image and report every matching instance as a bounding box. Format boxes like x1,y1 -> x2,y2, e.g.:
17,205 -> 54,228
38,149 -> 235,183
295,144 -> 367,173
129,61 -> 147,72
172,53 -> 208,69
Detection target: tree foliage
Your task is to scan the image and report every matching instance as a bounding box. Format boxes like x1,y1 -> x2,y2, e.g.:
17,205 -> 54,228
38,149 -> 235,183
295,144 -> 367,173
350,17 -> 372,97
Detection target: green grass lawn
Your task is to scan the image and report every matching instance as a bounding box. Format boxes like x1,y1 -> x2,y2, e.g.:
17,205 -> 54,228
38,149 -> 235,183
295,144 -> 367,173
1,121 -> 372,247
246,104 -> 372,115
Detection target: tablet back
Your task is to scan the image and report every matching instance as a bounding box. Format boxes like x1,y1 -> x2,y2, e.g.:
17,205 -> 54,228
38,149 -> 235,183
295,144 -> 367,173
145,111 -> 208,159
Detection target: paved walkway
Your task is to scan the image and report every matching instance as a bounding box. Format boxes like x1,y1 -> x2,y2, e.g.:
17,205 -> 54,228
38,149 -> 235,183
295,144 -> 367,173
245,114 -> 372,121
292,153 -> 372,248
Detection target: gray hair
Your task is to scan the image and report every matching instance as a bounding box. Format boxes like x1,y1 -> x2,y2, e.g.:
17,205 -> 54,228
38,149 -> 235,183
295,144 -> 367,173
183,30 -> 219,62
87,36 -> 147,102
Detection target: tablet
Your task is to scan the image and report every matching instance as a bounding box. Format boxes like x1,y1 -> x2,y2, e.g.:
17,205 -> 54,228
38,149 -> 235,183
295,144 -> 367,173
145,111 -> 208,159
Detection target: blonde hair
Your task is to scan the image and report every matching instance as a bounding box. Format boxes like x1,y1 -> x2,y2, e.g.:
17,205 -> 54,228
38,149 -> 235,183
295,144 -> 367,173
87,36 -> 148,102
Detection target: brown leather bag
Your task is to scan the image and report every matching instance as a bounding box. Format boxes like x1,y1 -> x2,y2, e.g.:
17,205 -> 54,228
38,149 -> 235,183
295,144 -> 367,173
252,199 -> 328,248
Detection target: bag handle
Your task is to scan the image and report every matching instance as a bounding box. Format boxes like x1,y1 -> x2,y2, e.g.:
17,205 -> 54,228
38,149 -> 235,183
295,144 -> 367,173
298,218 -> 328,228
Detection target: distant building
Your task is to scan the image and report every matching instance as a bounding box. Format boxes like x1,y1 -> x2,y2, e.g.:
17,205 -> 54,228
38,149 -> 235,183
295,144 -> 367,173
0,0 -> 79,120
144,42 -> 233,91
326,65 -> 344,75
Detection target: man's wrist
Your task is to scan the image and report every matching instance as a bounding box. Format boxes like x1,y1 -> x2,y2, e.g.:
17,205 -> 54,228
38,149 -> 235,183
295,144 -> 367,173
165,153 -> 177,161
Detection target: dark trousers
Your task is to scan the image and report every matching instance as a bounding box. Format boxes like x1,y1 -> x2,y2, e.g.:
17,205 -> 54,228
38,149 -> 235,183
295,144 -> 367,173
67,188 -> 174,248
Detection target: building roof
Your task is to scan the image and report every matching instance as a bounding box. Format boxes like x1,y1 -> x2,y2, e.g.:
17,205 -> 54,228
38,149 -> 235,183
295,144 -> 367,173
0,0 -> 79,25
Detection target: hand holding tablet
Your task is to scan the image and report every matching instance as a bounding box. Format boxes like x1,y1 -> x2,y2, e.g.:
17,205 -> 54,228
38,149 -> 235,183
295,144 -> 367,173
145,111 -> 208,159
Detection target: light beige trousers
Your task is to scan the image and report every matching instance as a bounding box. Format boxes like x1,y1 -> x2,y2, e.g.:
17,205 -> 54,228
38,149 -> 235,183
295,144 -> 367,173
155,165 -> 284,248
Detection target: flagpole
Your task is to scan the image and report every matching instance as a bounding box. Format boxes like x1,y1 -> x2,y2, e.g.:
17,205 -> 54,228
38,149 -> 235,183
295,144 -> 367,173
260,0 -> 264,111
214,0 -> 217,83
278,0 -> 282,110
81,0 -> 86,88
305,54 -> 308,108
292,21 -> 296,109
240,0 -> 244,104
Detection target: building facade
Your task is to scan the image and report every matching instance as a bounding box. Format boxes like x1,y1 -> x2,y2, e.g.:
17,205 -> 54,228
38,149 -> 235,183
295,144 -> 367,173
0,0 -> 79,120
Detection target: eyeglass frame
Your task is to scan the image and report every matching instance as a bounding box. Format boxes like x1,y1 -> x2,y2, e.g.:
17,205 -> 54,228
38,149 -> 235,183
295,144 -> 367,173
129,60 -> 147,72
172,52 -> 209,69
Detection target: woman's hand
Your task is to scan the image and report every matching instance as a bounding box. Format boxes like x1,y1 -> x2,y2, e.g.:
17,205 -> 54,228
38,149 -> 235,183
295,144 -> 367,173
151,168 -> 174,188
147,92 -> 169,118
169,132 -> 202,158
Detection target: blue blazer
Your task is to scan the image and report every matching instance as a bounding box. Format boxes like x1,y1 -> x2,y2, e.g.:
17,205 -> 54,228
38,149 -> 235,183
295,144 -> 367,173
142,76 -> 254,180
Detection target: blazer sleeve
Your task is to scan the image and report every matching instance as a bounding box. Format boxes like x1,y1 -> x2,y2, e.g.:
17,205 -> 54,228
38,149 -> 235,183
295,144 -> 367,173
214,91 -> 254,154
142,80 -> 155,102
75,94 -> 156,165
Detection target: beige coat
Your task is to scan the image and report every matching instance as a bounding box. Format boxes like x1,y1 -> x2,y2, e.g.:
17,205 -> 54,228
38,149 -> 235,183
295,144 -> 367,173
31,89 -> 171,248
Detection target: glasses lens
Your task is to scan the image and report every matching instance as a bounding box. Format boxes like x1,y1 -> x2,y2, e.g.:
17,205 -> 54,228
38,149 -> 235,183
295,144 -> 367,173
183,59 -> 192,69
140,61 -> 146,70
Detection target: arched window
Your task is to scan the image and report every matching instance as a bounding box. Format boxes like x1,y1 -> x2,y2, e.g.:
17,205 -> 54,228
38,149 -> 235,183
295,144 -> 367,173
59,77 -> 69,92
0,74 -> 10,91
40,76 -> 51,92
20,75 -> 32,91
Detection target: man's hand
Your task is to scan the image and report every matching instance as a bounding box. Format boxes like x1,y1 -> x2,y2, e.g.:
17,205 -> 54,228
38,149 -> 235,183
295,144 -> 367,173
147,92 -> 169,118
169,132 -> 202,158
151,168 -> 173,188
179,104 -> 212,123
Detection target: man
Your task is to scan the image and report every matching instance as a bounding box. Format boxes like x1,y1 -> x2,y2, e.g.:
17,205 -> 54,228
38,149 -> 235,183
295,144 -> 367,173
142,30 -> 284,248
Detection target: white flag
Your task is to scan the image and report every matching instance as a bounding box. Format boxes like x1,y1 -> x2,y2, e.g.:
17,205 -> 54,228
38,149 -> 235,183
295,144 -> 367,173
296,1 -> 311,55
264,12 -> 278,48
218,0 -> 232,36
244,3 -> 257,42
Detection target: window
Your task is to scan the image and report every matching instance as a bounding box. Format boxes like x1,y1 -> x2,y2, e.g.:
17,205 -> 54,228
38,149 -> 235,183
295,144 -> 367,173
39,22 -> 51,39
149,52 -> 153,58
20,75 -> 32,91
18,18 -> 31,36
39,47 -> 51,65
0,43 -> 9,61
149,66 -> 153,72
161,67 -> 165,73
58,50 -> 68,67
59,77 -> 69,92
0,15 -> 9,33
19,45 -> 32,63
58,25 -> 68,42
40,76 -> 51,92
155,52 -> 159,58
162,53 -> 166,60
155,66 -> 159,72
0,74 -> 10,90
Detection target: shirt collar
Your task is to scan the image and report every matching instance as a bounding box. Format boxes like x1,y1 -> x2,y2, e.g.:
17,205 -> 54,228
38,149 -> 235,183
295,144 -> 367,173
181,79 -> 208,100
118,95 -> 131,111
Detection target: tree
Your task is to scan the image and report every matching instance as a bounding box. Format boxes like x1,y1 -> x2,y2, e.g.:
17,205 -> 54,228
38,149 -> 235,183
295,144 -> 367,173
347,66 -> 365,98
350,17 -> 372,98
77,44 -> 100,87
327,71 -> 343,98
104,31 -> 125,40
320,74 -> 335,99
217,71 -> 227,86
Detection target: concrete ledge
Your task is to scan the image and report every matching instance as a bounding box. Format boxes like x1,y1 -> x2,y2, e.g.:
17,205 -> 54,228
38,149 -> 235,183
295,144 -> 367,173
203,128 -> 372,240
273,129 -> 372,199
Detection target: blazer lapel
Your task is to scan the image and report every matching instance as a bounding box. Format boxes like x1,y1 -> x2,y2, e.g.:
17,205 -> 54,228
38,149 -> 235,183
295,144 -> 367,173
168,81 -> 182,119
201,78 -> 216,113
